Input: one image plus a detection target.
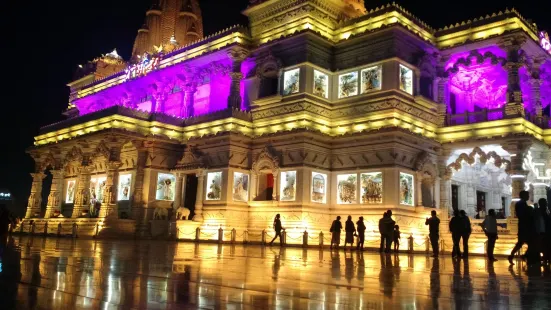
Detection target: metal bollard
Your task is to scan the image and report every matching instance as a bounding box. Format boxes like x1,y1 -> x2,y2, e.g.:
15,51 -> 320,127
303,230 -> 308,248
408,234 -> 414,253
319,231 -> 324,247
281,229 -> 287,246
231,228 -> 236,244
57,223 -> 62,237
261,229 -> 267,245
425,236 -> 430,253
218,227 -> 223,244
195,227 -> 200,242
44,222 -> 48,236
31,222 -> 36,235
72,223 -> 78,238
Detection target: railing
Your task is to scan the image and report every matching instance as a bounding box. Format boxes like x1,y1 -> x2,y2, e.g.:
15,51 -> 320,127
525,113 -> 551,129
11,221 -> 103,239
445,107 -> 504,126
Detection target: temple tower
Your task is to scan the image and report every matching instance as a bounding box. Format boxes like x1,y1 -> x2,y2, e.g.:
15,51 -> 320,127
132,0 -> 203,59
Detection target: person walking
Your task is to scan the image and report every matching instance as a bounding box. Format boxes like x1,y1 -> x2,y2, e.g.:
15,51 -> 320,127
449,210 -> 462,258
269,214 -> 284,246
393,225 -> 401,253
459,210 -> 472,258
344,216 -> 356,251
508,191 -> 534,265
330,216 -> 343,250
356,217 -> 366,251
379,211 -> 395,253
481,209 -> 499,262
425,210 -> 440,257
539,199 -> 551,265
535,199 -> 548,263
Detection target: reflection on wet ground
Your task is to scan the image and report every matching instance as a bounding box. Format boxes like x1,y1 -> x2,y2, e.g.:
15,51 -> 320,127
0,236 -> 550,309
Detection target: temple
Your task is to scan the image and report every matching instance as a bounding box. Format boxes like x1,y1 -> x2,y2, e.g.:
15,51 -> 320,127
21,0 -> 551,254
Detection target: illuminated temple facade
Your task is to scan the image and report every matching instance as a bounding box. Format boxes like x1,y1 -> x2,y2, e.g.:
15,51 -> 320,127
23,0 -> 551,251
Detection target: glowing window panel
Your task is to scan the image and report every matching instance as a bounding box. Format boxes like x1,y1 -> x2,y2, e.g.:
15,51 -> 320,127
399,64 -> 413,95
338,72 -> 358,98
360,65 -> 382,93
66,180 -> 76,203
117,174 -> 132,201
360,172 -> 383,204
399,172 -> 414,206
90,176 -> 107,203
313,70 -> 329,98
280,171 -> 297,201
311,172 -> 327,203
283,68 -> 300,95
206,172 -> 222,200
233,172 -> 249,202
337,174 -> 357,204
156,173 -> 176,201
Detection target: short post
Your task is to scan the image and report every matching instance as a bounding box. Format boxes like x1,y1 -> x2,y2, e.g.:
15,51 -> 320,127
282,229 -> 287,246
72,223 -> 78,238
303,230 -> 308,248
425,236 -> 430,253
218,227 -> 223,244
408,234 -> 414,253
195,227 -> 200,242
95,223 -> 100,238
231,228 -> 236,244
261,229 -> 267,245
319,231 -> 324,248
31,222 -> 36,235
43,222 -> 48,236
243,230 -> 249,244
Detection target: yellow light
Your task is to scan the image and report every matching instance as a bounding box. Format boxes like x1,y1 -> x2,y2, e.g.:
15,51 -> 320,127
341,32 -> 351,40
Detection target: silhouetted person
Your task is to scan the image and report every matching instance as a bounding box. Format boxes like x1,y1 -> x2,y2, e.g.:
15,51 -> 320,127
425,210 -> 440,257
344,215 -> 356,251
379,211 -> 394,253
539,198 -> 551,265
393,225 -> 401,252
269,214 -> 284,246
508,191 -> 533,265
449,210 -> 461,258
330,216 -> 342,250
482,209 -> 499,261
459,210 -> 472,258
356,217 -> 366,251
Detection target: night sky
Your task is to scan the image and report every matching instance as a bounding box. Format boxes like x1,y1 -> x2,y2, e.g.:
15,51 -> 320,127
3,0 -> 550,215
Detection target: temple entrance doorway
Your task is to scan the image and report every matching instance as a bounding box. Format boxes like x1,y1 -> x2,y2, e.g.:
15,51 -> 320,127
184,175 -> 198,219
256,173 -> 274,201
476,191 -> 486,218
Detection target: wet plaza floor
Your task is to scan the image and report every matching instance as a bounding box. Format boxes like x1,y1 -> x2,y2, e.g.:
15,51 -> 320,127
0,236 -> 550,309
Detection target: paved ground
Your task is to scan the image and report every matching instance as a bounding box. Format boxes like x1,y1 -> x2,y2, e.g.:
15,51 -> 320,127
0,236 -> 550,309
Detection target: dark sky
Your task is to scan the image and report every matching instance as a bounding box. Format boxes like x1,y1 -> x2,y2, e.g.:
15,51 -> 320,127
3,0 -> 550,215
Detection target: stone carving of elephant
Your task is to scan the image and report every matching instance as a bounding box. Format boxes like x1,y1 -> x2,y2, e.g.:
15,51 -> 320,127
175,207 -> 191,220
153,207 -> 168,220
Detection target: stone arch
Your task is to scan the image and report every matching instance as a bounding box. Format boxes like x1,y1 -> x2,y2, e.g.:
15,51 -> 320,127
251,147 -> 280,175
251,147 -> 280,201
446,146 -> 510,179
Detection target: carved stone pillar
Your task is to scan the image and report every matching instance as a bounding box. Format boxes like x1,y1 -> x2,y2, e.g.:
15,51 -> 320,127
25,172 -> 46,218
193,170 -> 205,222
153,91 -> 166,113
502,141 -> 531,217
529,78 -> 542,117
250,171 -> 258,200
227,48 -> 248,110
436,76 -> 449,126
72,166 -> 92,218
272,170 -> 279,201
415,171 -> 423,207
131,150 -> 148,221
100,162 -> 122,218
44,170 -> 64,218
173,172 -> 184,211
501,38 -> 526,118
433,176 -> 440,209
182,85 -> 196,118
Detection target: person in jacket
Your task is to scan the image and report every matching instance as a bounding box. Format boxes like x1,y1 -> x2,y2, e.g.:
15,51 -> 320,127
356,217 -> 366,251
536,198 -> 550,264
425,210 -> 440,257
379,211 -> 395,253
481,209 -> 499,262
344,216 -> 356,251
269,214 -> 284,246
459,210 -> 472,258
508,191 -> 535,265
330,216 -> 343,250
449,210 -> 462,258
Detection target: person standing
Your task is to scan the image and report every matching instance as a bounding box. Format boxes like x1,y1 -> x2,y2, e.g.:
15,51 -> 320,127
344,216 -> 356,251
393,225 -> 401,252
508,191 -> 533,265
449,210 -> 462,258
425,210 -> 440,257
481,209 -> 499,262
269,214 -> 284,246
379,211 -> 395,253
539,199 -> 551,265
356,217 -> 366,251
330,216 -> 343,250
459,210 -> 472,258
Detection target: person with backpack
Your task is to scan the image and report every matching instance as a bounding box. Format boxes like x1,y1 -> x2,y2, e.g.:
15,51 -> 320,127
459,210 -> 472,258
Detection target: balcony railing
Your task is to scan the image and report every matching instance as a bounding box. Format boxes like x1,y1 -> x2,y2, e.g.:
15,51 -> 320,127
445,107 -> 504,126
